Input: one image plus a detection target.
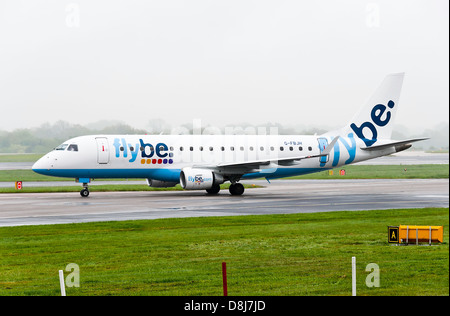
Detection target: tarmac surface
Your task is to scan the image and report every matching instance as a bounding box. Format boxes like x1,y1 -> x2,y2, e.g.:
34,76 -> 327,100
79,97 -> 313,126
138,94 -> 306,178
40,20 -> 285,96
0,179 -> 448,227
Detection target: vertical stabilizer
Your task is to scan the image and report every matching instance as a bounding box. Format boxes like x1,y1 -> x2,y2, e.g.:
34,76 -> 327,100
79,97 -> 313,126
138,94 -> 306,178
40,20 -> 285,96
327,73 -> 405,147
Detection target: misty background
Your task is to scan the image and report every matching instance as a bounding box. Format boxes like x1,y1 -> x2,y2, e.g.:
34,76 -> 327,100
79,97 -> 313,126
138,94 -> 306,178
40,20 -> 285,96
0,119 -> 447,153
0,0 -> 448,153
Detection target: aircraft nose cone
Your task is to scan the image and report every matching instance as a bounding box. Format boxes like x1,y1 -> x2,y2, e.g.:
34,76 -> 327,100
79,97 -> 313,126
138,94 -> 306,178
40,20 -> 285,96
32,155 -> 52,175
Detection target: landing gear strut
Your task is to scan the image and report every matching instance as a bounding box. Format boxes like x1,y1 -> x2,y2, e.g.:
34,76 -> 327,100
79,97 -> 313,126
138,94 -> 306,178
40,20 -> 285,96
229,183 -> 244,196
80,183 -> 90,197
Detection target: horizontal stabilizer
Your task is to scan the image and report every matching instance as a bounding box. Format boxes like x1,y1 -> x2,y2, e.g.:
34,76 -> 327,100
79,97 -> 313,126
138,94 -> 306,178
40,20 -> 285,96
360,138 -> 429,152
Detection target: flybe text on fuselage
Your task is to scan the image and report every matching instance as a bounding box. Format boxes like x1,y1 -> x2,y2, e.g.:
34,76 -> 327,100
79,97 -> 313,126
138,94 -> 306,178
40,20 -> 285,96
113,138 -> 174,164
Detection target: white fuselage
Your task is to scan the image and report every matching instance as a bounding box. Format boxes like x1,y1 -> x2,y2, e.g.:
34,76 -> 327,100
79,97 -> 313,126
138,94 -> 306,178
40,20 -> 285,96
31,73 -> 424,196
32,134 -> 393,182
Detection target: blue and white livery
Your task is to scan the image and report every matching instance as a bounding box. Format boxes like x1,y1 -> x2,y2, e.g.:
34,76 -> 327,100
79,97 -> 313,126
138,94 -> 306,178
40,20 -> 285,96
32,73 -> 427,196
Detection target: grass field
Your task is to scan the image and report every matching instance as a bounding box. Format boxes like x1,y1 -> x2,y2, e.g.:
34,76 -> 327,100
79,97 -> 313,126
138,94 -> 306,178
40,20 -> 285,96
286,164 -> 449,179
0,164 -> 448,183
0,208 -> 448,296
0,164 -> 447,193
0,153 -> 44,163
0,183 -> 260,194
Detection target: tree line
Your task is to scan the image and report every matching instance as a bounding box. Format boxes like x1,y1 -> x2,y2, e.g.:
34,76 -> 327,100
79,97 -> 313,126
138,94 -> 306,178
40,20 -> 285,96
0,120 -> 447,153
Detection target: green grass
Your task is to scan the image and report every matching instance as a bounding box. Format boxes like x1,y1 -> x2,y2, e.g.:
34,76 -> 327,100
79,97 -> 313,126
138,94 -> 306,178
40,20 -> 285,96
0,164 -> 447,194
0,153 -> 44,162
286,164 -> 449,179
0,164 -> 448,183
0,169 -> 65,182
0,183 -> 260,194
0,208 -> 447,296
0,169 -> 145,182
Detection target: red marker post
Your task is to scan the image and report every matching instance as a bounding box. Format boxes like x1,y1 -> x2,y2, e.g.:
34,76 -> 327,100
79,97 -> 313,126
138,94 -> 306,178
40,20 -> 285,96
222,262 -> 228,296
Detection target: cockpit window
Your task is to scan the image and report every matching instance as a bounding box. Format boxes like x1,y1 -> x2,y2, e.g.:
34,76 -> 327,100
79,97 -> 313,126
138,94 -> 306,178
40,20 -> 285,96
67,144 -> 78,152
55,144 -> 68,151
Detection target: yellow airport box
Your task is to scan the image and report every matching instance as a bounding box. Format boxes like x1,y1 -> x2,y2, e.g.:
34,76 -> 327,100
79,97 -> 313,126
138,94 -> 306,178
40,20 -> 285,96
399,225 -> 444,244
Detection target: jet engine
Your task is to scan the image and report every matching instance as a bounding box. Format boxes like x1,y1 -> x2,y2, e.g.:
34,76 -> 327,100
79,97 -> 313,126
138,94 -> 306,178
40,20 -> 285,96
146,179 -> 178,188
179,167 -> 224,190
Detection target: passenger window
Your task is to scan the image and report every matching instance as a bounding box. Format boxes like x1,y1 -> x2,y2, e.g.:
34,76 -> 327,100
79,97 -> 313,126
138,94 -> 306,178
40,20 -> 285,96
67,144 -> 78,152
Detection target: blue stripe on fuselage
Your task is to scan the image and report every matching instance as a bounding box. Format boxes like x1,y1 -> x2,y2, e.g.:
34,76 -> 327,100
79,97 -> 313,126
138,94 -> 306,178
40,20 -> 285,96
34,167 -> 329,182
33,168 -> 182,182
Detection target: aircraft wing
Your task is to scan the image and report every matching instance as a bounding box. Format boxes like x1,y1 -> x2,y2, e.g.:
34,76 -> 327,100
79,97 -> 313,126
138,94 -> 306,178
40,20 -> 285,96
201,136 -> 340,173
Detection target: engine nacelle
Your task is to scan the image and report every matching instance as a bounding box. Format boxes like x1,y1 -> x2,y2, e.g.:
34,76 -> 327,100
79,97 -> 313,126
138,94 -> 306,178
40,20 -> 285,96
146,179 -> 178,188
180,167 -> 224,190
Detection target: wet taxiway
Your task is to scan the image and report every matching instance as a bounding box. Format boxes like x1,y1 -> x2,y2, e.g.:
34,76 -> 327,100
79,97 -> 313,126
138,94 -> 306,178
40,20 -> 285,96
0,179 -> 448,227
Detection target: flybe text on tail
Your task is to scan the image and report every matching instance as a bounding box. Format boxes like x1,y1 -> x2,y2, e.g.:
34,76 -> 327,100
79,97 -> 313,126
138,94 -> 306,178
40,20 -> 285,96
350,100 -> 395,147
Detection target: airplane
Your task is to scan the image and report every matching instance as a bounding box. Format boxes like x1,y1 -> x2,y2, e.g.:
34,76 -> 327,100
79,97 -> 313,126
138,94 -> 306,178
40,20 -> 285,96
32,73 -> 427,197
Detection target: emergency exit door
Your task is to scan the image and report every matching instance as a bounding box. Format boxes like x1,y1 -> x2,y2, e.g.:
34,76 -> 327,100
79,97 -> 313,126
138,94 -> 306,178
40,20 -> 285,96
96,137 -> 110,164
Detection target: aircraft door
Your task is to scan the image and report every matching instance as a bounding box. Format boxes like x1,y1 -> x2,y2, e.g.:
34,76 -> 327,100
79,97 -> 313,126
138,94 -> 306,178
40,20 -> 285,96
96,137 -> 110,164
317,137 -> 329,164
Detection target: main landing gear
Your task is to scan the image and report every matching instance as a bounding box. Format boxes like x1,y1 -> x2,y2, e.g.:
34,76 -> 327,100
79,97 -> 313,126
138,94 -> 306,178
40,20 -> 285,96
206,184 -> 221,195
229,182 -> 244,196
205,182 -> 245,196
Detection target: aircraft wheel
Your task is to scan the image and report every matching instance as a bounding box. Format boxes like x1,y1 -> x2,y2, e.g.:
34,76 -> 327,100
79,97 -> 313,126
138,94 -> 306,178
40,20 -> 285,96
206,184 -> 221,194
80,188 -> 90,197
229,183 -> 244,196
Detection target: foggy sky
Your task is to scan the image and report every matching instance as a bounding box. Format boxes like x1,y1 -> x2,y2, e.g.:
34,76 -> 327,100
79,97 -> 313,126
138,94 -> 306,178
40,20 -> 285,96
0,0 -> 448,132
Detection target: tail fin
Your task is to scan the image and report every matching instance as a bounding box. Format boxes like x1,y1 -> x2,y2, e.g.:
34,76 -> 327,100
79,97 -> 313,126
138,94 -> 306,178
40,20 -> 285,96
329,73 -> 405,147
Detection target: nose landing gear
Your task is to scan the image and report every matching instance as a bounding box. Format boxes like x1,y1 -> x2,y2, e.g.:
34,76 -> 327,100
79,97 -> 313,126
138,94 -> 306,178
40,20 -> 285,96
76,178 -> 91,197
80,182 -> 90,197
80,187 -> 90,197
